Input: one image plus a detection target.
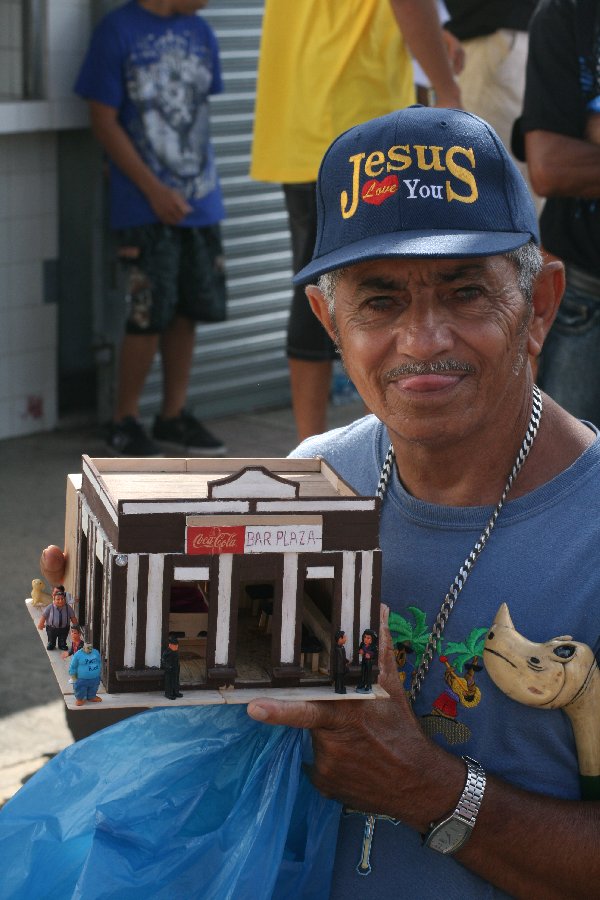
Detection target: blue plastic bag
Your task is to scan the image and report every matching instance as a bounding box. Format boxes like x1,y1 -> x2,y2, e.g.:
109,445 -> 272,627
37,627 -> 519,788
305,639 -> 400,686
0,706 -> 340,899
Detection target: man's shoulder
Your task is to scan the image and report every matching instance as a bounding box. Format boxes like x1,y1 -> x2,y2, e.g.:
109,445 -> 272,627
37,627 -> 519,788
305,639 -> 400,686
290,414 -> 381,459
289,414 -> 384,494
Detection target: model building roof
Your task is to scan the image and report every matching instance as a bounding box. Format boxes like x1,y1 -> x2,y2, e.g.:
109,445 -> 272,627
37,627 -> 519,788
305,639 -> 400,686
82,456 -> 366,507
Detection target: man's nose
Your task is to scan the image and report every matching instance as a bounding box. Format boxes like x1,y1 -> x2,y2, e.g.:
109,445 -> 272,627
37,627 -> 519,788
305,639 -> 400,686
393,303 -> 454,359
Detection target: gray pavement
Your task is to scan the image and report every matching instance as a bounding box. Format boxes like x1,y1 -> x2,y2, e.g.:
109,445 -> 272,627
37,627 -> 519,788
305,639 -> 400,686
0,398 -> 364,806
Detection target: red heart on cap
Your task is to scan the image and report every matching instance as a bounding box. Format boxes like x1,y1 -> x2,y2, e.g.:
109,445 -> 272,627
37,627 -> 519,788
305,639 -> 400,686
361,174 -> 399,206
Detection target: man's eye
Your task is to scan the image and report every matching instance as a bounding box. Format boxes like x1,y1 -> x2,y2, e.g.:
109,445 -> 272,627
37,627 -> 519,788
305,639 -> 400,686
365,296 -> 397,312
453,285 -> 483,302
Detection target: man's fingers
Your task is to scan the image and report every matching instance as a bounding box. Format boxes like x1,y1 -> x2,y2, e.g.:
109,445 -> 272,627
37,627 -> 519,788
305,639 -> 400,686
247,698 -> 338,730
40,545 -> 66,584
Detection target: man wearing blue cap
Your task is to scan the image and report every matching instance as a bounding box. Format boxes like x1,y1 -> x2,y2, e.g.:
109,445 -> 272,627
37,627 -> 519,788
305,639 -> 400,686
246,106 -> 600,895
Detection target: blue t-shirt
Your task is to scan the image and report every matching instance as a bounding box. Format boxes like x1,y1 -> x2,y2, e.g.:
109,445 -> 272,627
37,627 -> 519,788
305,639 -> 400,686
292,415 -> 600,898
69,647 -> 102,681
74,1 -> 225,229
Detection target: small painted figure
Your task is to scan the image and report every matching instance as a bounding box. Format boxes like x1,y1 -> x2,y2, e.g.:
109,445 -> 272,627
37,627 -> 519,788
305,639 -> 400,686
356,629 -> 378,694
332,629 -> 349,694
37,585 -> 78,651
61,625 -> 83,660
69,641 -> 102,706
162,633 -> 183,700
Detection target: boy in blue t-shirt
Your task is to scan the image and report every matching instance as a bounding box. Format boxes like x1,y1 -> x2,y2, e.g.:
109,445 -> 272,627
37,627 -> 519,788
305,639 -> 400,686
75,0 -> 227,458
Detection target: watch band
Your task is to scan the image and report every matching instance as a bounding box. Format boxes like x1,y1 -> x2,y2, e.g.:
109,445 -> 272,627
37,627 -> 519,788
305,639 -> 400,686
454,756 -> 486,825
422,755 -> 486,854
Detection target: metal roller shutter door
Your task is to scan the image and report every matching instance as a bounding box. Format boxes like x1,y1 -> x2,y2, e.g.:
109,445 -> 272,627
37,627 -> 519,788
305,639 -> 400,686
139,0 -> 294,421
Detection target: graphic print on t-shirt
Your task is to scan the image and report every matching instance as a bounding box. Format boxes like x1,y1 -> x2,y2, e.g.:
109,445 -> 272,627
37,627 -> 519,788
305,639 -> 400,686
125,29 -> 217,201
389,605 -> 487,745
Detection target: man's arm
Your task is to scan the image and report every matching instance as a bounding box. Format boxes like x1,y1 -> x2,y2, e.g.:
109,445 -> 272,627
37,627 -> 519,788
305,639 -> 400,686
89,101 -> 192,225
389,0 -> 462,108
526,130 -> 600,199
248,606 -> 600,898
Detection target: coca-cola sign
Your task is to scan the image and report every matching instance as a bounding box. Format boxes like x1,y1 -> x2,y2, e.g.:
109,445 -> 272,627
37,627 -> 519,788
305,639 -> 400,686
186,525 -> 245,555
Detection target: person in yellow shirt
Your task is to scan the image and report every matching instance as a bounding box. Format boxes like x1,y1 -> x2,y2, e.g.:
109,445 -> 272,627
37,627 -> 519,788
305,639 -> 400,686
250,0 -> 461,440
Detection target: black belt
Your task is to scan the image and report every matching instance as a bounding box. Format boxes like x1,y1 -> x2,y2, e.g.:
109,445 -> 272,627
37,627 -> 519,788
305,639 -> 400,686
566,264 -> 600,297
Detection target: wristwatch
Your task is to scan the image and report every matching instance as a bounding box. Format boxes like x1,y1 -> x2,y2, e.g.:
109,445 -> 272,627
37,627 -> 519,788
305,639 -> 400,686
422,756 -> 486,855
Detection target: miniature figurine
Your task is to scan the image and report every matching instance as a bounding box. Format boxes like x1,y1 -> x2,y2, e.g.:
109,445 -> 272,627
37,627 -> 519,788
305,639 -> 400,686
356,629 -> 378,694
332,629 -> 349,694
30,578 -> 52,607
61,625 -> 83,661
37,585 -> 78,651
162,633 -> 183,700
69,640 -> 102,706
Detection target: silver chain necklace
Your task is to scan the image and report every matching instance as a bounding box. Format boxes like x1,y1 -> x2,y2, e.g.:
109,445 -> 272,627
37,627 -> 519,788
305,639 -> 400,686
377,382 -> 543,703
348,385 -> 543,877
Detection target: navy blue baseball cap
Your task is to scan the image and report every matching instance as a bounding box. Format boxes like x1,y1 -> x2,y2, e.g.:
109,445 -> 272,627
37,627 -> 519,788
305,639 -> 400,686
293,106 -> 539,285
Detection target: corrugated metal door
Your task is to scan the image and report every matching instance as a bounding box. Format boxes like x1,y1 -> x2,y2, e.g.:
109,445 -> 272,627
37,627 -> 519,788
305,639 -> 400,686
139,0 -> 294,421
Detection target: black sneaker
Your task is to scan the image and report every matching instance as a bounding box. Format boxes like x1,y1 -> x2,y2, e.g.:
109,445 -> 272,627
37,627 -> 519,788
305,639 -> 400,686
106,417 -> 164,458
152,410 -> 227,456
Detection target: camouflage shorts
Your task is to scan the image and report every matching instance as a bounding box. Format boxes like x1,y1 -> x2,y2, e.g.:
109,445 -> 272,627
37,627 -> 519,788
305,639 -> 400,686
117,223 -> 227,335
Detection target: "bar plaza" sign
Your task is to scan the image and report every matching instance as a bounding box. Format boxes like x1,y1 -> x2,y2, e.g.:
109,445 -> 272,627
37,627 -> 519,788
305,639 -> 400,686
186,519 -> 323,555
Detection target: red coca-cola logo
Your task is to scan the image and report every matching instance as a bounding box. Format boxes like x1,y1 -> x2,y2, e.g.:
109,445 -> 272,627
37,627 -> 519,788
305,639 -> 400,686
186,525 -> 245,555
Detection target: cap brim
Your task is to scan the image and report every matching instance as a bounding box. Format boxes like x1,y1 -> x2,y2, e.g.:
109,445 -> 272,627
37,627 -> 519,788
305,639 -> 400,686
293,229 -> 534,285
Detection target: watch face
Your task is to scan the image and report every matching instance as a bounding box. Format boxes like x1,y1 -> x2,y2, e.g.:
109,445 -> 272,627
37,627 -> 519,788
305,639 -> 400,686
427,818 -> 471,854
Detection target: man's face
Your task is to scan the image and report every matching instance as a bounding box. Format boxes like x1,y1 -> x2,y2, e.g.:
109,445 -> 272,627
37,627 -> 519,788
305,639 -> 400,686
363,634 -> 373,647
53,593 -> 66,608
314,256 -> 533,450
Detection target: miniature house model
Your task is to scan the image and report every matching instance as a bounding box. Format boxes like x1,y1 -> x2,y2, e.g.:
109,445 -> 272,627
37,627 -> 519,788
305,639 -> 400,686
60,455 -> 381,700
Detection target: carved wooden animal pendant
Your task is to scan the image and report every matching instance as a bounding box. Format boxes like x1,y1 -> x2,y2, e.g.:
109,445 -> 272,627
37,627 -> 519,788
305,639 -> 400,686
484,603 -> 600,801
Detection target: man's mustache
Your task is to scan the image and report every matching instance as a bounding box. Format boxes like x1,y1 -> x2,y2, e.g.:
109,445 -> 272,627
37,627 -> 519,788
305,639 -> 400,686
384,359 -> 476,380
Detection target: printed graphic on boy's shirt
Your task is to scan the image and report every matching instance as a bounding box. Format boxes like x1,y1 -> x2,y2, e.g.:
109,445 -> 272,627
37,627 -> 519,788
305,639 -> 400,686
389,605 -> 487,746
126,30 -> 216,198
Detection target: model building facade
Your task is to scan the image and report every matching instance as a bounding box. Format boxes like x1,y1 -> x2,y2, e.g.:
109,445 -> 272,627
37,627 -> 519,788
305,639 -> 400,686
64,456 -> 381,694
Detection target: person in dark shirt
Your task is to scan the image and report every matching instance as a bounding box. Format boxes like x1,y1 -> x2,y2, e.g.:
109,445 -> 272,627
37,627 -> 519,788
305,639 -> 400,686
445,0 -> 540,208
517,0 -> 600,425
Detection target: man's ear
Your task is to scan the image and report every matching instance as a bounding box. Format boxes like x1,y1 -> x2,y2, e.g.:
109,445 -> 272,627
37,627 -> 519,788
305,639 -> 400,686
305,285 -> 337,342
527,259 -> 565,358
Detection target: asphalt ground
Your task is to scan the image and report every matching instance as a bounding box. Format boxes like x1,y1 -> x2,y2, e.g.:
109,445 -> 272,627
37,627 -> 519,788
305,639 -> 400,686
0,397 -> 364,806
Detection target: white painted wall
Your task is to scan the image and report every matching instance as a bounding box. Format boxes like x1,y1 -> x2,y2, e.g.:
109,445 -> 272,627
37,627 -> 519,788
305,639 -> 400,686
0,0 -> 90,439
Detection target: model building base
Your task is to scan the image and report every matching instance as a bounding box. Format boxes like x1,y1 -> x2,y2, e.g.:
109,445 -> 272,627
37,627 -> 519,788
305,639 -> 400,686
27,594 -> 388,715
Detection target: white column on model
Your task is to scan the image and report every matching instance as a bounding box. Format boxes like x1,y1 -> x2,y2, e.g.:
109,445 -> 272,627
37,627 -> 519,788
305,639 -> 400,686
215,554 -> 233,665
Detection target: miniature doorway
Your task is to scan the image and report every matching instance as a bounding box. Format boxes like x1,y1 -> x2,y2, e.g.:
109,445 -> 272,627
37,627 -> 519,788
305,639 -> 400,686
169,568 -> 209,686
301,575 -> 334,682
236,581 -> 276,685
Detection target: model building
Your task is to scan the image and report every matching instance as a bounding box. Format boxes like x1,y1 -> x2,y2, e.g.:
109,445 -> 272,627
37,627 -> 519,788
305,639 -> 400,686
28,456 -> 384,714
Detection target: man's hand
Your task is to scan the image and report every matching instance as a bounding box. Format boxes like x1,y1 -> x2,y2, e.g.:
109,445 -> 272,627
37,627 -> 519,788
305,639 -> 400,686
146,183 -> 193,225
40,545 -> 66,586
247,605 -> 457,830
442,29 -> 465,77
